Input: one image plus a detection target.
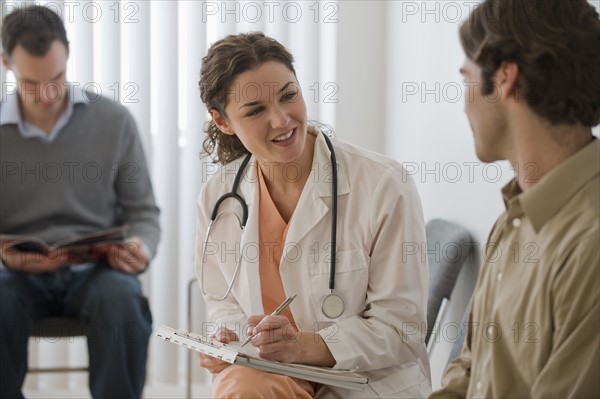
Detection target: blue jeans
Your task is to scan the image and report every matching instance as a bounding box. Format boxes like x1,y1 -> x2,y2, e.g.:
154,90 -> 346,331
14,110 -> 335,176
0,265 -> 152,399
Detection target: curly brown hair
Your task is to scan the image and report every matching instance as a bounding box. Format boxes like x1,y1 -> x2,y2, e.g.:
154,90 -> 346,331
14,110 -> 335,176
460,0 -> 600,127
199,32 -> 296,164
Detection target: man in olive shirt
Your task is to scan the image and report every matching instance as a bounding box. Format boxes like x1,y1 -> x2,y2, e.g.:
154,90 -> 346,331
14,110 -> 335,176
431,0 -> 599,397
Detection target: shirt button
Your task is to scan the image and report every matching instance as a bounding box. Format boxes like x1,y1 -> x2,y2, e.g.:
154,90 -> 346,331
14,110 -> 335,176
476,381 -> 482,390
512,218 -> 522,227
487,326 -> 494,335
496,272 -> 503,282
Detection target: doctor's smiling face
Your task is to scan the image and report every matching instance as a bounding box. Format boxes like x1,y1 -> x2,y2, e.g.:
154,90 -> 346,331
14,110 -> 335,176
210,61 -> 309,168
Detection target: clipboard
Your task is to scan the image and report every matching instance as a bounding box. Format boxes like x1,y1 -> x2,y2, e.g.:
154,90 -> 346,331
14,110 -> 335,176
156,325 -> 369,391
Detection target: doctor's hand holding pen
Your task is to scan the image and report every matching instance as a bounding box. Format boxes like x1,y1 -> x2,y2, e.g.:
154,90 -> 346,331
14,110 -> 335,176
244,313 -> 336,366
198,315 -> 336,374
239,293 -> 334,365
199,298 -> 336,373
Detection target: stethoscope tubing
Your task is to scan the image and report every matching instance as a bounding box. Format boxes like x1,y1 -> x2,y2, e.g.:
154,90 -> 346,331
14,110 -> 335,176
323,134 -> 338,292
200,152 -> 252,300
209,153 -> 253,224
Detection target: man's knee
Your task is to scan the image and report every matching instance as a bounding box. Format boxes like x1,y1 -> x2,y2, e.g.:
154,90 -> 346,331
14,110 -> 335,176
87,269 -> 147,311
83,269 -> 151,339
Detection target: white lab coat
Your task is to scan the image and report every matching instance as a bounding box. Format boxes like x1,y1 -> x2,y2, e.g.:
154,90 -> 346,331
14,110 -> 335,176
195,130 -> 432,398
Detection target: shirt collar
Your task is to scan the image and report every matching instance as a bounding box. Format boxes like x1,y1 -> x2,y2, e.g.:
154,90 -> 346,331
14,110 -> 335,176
503,138 -> 599,233
0,90 -> 21,126
501,178 -> 522,206
0,84 -> 89,127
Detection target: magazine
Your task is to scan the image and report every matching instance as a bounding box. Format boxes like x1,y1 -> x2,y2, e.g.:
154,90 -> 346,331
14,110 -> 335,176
0,226 -> 129,259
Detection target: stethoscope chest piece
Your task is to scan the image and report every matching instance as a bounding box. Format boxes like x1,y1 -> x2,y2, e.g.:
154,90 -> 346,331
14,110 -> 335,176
321,292 -> 345,319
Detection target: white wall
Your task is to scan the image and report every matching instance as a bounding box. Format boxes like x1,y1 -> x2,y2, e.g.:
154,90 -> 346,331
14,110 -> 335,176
384,0 -> 511,243
335,0 -> 510,241
335,1 -> 387,152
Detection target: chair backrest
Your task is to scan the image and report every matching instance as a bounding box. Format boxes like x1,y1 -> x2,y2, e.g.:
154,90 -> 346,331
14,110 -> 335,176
425,219 -> 473,345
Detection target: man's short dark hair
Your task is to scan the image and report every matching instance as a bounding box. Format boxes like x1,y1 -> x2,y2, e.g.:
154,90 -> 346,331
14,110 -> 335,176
460,0 -> 600,127
1,5 -> 69,57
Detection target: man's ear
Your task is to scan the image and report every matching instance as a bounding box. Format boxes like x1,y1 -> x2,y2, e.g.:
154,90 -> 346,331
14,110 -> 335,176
496,61 -> 520,100
1,52 -> 11,70
209,108 -> 234,135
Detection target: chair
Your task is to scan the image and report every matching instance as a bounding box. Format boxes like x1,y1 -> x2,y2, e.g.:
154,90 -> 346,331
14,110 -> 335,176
425,219 -> 474,353
28,317 -> 88,374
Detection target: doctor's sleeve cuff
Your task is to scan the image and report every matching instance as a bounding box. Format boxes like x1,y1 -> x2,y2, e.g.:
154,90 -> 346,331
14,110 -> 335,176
318,324 -> 358,370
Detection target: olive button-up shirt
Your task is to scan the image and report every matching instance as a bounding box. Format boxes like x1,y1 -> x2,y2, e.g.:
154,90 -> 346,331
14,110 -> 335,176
432,139 -> 599,398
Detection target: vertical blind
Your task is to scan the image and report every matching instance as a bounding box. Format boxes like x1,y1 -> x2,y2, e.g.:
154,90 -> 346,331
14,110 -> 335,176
0,0 -> 338,392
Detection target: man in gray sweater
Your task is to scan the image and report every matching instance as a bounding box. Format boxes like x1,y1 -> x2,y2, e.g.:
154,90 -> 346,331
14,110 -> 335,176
0,6 -> 160,398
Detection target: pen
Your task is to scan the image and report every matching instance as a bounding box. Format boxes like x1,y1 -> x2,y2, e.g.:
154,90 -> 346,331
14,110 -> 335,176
241,294 -> 297,347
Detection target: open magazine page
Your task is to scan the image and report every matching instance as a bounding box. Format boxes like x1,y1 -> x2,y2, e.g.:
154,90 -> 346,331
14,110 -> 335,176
55,226 -> 128,247
0,226 -> 128,256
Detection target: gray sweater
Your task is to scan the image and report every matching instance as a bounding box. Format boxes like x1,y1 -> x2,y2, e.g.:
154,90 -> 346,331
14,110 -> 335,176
0,95 -> 160,258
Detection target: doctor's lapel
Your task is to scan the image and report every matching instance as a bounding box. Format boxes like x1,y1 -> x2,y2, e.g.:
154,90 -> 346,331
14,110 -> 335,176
236,158 -> 263,316
286,133 -> 351,256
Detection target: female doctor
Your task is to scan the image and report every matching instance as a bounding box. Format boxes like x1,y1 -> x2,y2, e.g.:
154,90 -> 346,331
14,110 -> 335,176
195,33 -> 431,398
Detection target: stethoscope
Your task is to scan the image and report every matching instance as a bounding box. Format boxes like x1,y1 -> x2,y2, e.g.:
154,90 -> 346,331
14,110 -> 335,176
200,132 -> 345,319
